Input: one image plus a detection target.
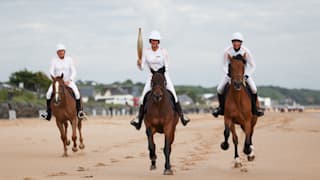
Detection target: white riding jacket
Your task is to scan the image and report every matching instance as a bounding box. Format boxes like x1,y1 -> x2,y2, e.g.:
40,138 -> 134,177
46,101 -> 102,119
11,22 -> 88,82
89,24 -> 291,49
46,56 -> 80,99
49,56 -> 76,82
217,46 -> 258,94
222,46 -> 256,76
139,47 -> 178,103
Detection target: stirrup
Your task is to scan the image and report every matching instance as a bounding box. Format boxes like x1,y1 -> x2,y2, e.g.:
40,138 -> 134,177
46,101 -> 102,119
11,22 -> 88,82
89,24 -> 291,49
78,111 -> 87,120
130,117 -> 142,130
256,109 -> 264,117
212,107 -> 223,117
181,115 -> 190,126
40,112 -> 51,121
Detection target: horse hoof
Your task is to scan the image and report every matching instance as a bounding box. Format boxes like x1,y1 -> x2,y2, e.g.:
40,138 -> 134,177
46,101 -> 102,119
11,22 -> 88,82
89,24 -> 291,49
62,153 -> 68,157
72,147 -> 78,152
243,147 -> 252,155
150,165 -> 157,170
248,155 -> 255,161
66,140 -> 71,146
220,142 -> 229,150
79,144 -> 85,150
234,162 -> 242,168
163,169 -> 173,175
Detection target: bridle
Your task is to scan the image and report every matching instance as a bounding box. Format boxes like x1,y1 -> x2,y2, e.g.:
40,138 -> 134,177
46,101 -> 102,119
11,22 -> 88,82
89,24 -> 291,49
53,80 -> 65,105
229,54 -> 246,91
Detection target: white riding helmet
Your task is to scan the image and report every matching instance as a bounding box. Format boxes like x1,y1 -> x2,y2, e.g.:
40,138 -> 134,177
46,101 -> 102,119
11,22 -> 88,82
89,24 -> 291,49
231,32 -> 244,42
56,44 -> 66,51
149,30 -> 161,40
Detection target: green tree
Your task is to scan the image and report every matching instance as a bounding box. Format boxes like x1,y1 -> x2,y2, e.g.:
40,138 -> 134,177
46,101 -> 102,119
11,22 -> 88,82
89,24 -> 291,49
9,69 -> 51,92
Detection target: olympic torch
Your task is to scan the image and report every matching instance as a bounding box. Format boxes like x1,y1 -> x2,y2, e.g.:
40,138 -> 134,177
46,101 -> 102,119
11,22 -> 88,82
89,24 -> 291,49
137,28 -> 143,65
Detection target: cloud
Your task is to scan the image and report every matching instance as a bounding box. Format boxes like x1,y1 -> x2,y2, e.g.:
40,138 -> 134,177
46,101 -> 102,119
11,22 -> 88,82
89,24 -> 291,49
0,0 -> 319,89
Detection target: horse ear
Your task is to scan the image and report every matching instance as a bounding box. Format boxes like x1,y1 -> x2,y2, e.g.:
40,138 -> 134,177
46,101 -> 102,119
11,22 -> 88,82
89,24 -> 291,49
150,68 -> 156,75
50,75 -> 55,81
60,73 -> 64,79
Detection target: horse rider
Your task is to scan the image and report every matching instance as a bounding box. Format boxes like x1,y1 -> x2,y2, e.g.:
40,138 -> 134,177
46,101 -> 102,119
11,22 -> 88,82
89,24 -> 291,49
41,44 -> 85,121
130,30 -> 190,130
212,32 -> 264,118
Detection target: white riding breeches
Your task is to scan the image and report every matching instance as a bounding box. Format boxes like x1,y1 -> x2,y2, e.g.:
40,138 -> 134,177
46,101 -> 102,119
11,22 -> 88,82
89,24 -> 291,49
217,75 -> 257,94
46,81 -> 81,100
217,75 -> 231,94
140,72 -> 178,104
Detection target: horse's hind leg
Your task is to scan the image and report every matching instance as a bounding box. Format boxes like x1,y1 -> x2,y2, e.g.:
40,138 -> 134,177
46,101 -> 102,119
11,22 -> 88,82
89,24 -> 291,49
56,121 -> 68,157
64,122 -> 70,146
78,118 -> 85,150
163,129 -> 175,175
71,118 -> 78,152
146,128 -> 157,170
230,123 -> 241,168
221,122 -> 230,150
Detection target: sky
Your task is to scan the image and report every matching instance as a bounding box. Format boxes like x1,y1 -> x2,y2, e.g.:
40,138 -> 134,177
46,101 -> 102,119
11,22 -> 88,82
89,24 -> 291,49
0,0 -> 319,89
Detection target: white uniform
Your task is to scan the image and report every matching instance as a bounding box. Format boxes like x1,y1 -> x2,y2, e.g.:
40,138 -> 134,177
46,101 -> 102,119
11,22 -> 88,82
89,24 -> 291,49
46,56 -> 81,100
217,46 -> 257,94
139,47 -> 178,103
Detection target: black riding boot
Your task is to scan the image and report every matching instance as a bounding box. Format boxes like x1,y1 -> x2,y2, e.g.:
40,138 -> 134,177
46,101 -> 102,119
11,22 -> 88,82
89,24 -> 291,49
130,104 -> 145,130
175,101 -> 190,126
252,94 -> 264,117
41,99 -> 52,121
212,94 -> 224,118
76,99 -> 85,119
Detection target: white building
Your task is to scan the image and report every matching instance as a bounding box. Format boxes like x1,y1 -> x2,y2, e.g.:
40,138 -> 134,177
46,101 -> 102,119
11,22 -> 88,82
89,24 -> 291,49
94,86 -> 134,106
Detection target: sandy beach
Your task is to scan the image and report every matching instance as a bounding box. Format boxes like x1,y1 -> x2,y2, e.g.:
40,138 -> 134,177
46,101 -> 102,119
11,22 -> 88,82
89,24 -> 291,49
0,112 -> 319,180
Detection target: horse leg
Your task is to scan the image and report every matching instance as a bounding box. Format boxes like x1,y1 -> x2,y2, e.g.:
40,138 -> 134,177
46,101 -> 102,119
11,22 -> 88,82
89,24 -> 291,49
146,128 -> 157,170
64,122 -> 70,146
230,123 -> 241,168
243,122 -> 253,156
247,127 -> 255,161
221,122 -> 230,150
71,118 -> 78,152
56,121 -> 68,157
163,129 -> 175,175
78,118 -> 85,150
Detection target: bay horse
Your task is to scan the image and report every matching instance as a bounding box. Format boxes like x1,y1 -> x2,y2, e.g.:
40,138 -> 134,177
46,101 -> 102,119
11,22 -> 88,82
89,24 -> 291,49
143,67 -> 179,175
220,55 -> 258,167
51,74 -> 85,157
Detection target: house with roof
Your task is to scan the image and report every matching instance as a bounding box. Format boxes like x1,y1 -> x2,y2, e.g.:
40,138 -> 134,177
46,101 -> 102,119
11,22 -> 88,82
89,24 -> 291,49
94,85 -> 134,106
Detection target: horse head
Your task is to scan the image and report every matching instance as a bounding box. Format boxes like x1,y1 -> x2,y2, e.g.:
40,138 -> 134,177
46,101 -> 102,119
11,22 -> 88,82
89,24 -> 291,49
150,66 -> 167,103
229,54 -> 246,91
50,73 -> 65,106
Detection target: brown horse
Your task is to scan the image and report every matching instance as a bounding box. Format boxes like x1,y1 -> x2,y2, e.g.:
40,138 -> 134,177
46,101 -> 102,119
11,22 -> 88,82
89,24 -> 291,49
220,55 -> 258,167
143,68 -> 179,175
51,74 -> 85,157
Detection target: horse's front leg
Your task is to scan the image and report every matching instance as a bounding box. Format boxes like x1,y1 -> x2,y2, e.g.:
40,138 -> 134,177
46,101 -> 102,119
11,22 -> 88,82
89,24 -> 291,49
64,122 -> 70,146
56,120 -> 68,157
78,118 -> 85,150
163,128 -> 175,175
71,118 -> 78,152
230,123 -> 241,168
247,124 -> 255,161
146,127 -> 157,170
243,121 -> 253,159
221,121 -> 231,150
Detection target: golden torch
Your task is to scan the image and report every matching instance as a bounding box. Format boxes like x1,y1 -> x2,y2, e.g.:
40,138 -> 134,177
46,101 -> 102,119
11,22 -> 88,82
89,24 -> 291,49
137,28 -> 143,62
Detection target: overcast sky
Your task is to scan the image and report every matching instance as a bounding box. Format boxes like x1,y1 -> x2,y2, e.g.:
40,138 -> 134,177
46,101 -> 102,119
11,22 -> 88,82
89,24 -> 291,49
0,0 -> 319,89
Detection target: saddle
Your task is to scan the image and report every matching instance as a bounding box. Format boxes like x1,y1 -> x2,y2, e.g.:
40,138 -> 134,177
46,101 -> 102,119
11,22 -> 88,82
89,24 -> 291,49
66,87 -> 77,100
